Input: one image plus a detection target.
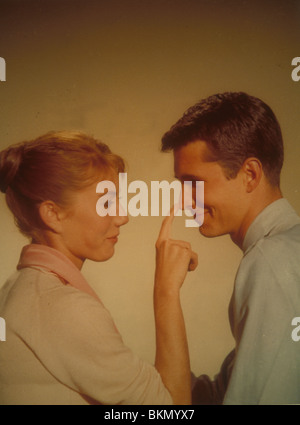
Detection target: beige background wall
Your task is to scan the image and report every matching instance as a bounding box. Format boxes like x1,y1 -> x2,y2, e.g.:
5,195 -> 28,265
0,0 -> 299,378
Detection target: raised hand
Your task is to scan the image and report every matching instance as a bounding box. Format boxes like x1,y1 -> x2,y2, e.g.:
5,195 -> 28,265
154,206 -> 196,404
155,206 -> 198,293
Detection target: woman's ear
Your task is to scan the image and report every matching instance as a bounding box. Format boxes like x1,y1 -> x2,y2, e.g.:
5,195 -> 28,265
38,201 -> 64,233
242,157 -> 263,193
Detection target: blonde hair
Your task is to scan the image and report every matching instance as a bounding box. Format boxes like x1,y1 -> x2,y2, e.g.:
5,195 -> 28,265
0,131 -> 125,240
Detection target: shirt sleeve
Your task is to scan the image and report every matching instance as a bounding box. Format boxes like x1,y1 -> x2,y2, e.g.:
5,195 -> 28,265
191,349 -> 235,404
29,280 -> 173,405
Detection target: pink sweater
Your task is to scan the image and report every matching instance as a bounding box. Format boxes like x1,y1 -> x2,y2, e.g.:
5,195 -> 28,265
0,244 -> 172,405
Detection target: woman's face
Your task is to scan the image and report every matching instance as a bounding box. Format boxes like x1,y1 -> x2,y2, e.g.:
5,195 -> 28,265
56,172 -> 129,269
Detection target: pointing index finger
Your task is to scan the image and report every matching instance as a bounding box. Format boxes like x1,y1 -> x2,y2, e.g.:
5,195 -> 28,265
157,205 -> 177,243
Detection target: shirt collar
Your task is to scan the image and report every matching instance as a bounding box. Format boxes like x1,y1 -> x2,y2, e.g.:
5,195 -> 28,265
242,198 -> 300,254
17,244 -> 101,302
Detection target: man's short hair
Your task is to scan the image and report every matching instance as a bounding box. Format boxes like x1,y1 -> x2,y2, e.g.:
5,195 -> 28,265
161,92 -> 284,187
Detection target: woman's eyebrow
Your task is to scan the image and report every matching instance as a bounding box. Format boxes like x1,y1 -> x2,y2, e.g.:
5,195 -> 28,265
97,189 -> 117,197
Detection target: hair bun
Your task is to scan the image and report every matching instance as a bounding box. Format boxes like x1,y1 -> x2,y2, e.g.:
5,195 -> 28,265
0,143 -> 25,193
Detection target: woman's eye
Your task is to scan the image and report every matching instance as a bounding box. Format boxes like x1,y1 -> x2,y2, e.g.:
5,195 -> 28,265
105,195 -> 117,209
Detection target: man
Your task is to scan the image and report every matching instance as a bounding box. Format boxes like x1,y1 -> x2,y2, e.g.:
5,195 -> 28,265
161,92 -> 300,404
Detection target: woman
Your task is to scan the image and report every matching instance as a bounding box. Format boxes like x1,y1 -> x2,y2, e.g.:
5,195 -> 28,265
0,131 -> 197,405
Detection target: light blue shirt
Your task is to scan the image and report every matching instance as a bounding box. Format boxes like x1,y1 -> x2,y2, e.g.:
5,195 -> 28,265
193,198 -> 300,405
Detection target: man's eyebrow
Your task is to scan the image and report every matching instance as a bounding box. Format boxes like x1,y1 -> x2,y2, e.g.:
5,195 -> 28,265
174,174 -> 202,181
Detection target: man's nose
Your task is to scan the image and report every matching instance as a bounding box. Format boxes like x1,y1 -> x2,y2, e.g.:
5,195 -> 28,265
181,183 -> 196,211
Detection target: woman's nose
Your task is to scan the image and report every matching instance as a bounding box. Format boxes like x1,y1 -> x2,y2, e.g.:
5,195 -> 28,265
116,203 -> 129,226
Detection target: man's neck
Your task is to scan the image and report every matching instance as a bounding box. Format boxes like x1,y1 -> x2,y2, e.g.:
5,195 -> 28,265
231,188 -> 283,249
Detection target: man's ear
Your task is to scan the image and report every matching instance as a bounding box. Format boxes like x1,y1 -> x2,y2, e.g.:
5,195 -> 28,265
38,201 -> 64,233
242,157 -> 263,193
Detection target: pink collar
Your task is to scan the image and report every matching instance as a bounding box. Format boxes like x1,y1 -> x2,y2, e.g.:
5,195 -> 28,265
17,244 -> 101,302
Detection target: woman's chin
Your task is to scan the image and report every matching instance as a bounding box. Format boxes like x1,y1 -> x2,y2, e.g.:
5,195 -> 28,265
88,248 -> 115,263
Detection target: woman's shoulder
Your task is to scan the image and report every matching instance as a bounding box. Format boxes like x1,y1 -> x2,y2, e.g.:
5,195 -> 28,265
1,266 -> 110,324
1,265 -> 120,345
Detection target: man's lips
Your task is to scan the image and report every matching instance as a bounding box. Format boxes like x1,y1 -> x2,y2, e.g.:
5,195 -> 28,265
193,206 -> 210,214
192,208 -> 211,223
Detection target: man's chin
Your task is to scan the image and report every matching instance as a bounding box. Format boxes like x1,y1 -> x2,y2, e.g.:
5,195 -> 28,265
198,224 -> 219,238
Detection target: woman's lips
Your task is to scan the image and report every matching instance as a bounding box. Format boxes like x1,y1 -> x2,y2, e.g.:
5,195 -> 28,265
107,234 -> 119,243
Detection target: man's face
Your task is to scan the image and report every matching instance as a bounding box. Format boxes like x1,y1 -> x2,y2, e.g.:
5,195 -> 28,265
174,140 -> 248,241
